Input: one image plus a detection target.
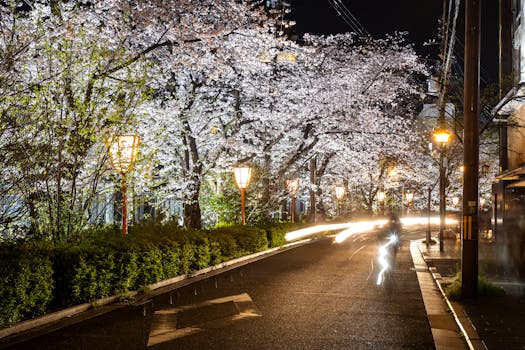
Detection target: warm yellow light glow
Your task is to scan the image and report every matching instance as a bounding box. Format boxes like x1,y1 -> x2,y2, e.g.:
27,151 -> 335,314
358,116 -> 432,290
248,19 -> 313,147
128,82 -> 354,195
286,179 -> 300,195
333,220 -> 386,243
406,192 -> 414,203
233,166 -> 252,189
334,186 -> 346,200
258,52 -> 272,63
107,134 -> 140,174
452,197 -> 460,206
459,165 -> 465,173
433,129 -> 451,144
276,52 -> 297,62
285,223 -> 354,241
388,169 -> 398,177
283,216 -> 459,243
377,191 -> 386,202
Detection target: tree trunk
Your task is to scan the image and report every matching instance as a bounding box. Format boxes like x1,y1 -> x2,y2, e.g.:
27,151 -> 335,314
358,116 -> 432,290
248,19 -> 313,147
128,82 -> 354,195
261,151 -> 272,221
184,181 -> 202,229
308,157 -> 317,223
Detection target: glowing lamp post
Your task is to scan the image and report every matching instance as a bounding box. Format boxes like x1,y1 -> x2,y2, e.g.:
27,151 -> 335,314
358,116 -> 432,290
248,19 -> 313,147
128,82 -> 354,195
334,186 -> 346,216
107,134 -> 140,236
234,166 -> 252,225
286,179 -> 300,223
377,191 -> 386,215
334,186 -> 346,201
406,192 -> 414,213
433,128 -> 451,252
434,129 -> 451,144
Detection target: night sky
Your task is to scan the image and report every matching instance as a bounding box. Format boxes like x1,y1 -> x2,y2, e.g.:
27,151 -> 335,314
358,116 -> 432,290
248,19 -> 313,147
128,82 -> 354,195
288,0 -> 498,84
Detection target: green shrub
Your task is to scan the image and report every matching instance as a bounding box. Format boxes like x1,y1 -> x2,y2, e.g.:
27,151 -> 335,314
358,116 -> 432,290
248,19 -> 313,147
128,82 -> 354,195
191,237 -> 211,271
112,250 -> 139,293
71,254 -> 99,303
260,222 -> 296,247
0,221 -> 302,328
232,226 -> 268,253
160,242 -> 181,279
208,231 -> 238,259
179,242 -> 194,275
0,248 -> 54,328
136,246 -> 165,286
444,273 -> 506,300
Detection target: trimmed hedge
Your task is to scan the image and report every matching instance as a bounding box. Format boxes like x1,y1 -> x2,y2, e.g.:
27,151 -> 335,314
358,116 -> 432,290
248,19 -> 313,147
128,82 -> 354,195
0,246 -> 54,328
0,222 -> 300,328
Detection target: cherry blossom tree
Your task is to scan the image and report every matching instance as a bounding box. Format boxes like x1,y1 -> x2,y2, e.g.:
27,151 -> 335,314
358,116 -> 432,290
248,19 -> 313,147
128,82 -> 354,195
0,0 -> 269,236
1,0 -> 440,236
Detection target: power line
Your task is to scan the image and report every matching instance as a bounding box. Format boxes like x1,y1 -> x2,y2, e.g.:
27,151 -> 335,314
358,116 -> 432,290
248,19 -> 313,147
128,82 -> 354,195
326,0 -> 368,37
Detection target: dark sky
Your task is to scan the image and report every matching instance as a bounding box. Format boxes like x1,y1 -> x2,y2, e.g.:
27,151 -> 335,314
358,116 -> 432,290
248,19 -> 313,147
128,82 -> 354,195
287,0 -> 498,84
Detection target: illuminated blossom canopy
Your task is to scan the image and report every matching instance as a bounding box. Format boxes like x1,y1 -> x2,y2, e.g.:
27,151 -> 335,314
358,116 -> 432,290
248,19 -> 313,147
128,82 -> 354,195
0,0 -> 469,235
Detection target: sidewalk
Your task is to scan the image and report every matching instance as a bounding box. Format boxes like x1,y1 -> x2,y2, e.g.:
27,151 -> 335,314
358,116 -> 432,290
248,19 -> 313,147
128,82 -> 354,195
418,236 -> 525,350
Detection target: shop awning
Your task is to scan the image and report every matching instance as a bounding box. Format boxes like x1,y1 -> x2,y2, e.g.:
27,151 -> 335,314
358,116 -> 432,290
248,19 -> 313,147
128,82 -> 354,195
496,165 -> 525,181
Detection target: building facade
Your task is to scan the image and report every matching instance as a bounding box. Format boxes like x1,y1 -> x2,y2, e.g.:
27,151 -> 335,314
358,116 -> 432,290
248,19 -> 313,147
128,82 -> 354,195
491,0 -> 525,279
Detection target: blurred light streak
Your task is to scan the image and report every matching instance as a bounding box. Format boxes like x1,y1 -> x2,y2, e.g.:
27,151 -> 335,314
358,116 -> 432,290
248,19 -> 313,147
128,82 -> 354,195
400,217 -> 458,226
377,234 -> 398,285
334,220 -> 386,243
285,216 -> 459,243
285,223 -> 353,241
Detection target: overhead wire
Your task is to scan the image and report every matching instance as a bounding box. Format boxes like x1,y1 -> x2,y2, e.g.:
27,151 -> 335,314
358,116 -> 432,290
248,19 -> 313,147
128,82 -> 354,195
333,0 -> 369,35
326,0 -> 368,37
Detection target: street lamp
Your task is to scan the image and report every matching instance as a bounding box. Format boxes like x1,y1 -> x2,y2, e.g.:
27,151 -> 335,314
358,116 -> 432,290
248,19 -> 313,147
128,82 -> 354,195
233,166 -> 252,225
433,128 -> 451,252
107,134 -> 140,236
406,192 -> 414,213
452,196 -> 460,207
377,190 -> 386,215
286,178 -> 300,223
334,186 -> 346,216
334,186 -> 346,201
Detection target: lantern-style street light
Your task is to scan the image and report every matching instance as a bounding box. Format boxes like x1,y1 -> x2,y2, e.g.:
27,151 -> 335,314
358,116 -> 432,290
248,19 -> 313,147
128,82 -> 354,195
107,134 -> 140,236
286,179 -> 300,223
334,186 -> 346,201
377,190 -> 386,215
452,196 -> 460,207
406,192 -> 414,213
234,166 -> 252,225
433,128 -> 451,252
334,186 -> 346,216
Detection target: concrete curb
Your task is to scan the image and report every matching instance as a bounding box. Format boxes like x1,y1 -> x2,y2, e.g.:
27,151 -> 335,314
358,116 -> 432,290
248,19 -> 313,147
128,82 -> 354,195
410,240 -> 468,350
415,240 -> 487,350
0,238 -> 314,340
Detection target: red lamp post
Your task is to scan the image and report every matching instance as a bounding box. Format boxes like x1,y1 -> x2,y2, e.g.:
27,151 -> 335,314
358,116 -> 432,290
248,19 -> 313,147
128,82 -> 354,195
233,166 -> 252,225
107,134 -> 140,236
406,192 -> 414,214
334,186 -> 346,216
377,190 -> 386,215
286,179 -> 300,223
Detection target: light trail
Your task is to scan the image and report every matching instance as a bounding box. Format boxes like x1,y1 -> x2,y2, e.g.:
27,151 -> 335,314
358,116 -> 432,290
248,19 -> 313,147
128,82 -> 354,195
376,234 -> 398,286
333,220 -> 386,243
284,216 -> 459,243
284,223 -> 354,241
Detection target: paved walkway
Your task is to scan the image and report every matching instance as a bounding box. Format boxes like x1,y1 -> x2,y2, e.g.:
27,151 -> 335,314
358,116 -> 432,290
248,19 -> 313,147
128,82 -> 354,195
419,236 -> 525,350
410,241 -> 469,350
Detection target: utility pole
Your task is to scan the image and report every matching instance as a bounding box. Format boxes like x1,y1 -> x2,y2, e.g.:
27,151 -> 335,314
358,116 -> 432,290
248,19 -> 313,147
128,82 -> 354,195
462,0 -> 480,298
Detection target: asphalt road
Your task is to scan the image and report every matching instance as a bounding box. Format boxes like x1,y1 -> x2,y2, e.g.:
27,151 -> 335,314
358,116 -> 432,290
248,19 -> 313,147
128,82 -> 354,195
2,229 -> 434,350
